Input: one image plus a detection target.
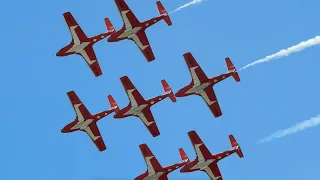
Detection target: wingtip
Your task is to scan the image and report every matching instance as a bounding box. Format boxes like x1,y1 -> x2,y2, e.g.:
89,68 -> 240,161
66,90 -> 75,95
139,143 -> 147,148
187,130 -> 196,137
63,12 -> 71,16
183,52 -> 191,56
120,75 -> 129,80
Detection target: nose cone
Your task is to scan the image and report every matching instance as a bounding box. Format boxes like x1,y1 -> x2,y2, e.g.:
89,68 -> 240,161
61,125 -> 70,133
56,48 -> 66,57
107,33 -> 118,42
175,89 -> 184,97
113,112 -> 121,118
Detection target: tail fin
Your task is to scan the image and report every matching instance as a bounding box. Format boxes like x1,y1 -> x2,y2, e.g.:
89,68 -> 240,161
104,18 -> 115,32
229,135 -> 244,158
107,95 -> 120,113
156,1 -> 172,26
178,148 -> 190,163
161,80 -> 176,102
225,57 -> 240,82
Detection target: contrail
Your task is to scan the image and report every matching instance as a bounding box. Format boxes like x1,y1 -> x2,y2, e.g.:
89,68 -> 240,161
169,0 -> 208,14
258,114 -> 320,144
240,36 -> 320,70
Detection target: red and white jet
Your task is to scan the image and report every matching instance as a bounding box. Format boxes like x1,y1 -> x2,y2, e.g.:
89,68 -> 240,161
61,91 -> 119,152
180,131 -> 244,180
175,52 -> 240,118
56,12 -> 115,77
114,76 -> 176,137
134,143 -> 189,180
107,0 -> 172,62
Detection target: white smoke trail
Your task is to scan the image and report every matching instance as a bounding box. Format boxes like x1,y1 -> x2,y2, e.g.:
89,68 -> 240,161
169,0 -> 208,14
240,36 -> 320,70
258,115 -> 320,144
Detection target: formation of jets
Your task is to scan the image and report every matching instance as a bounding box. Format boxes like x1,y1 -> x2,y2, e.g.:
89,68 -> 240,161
56,0 -> 171,77
134,131 -> 243,180
57,0 -> 244,179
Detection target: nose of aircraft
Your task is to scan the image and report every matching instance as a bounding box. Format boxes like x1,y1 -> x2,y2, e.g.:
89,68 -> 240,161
174,90 -> 183,97
61,126 -> 69,133
113,113 -> 120,118
56,48 -> 64,56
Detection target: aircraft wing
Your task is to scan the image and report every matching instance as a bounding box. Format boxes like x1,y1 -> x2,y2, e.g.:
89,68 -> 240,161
120,76 -> 146,106
188,131 -> 213,161
83,124 -> 106,151
63,12 -> 87,44
77,46 -> 103,77
114,0 -> 140,29
130,31 -> 155,62
139,144 -> 163,174
203,164 -> 223,180
198,87 -> 222,118
183,52 -> 208,84
67,91 -> 92,122
137,108 -> 160,137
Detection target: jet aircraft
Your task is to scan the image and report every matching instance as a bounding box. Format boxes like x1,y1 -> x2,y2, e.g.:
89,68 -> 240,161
175,52 -> 240,118
56,12 -> 115,77
61,91 -> 119,151
180,131 -> 244,180
107,0 -> 172,62
114,76 -> 176,137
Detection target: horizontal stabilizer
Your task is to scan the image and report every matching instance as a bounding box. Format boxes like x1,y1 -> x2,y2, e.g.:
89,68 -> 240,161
104,18 -> 115,32
225,57 -> 240,82
156,1 -> 172,26
229,135 -> 244,158
179,148 -> 189,163
161,80 -> 176,102
107,95 -> 120,113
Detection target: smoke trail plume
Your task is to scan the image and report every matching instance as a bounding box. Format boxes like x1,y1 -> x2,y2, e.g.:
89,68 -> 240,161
169,0 -> 207,14
258,115 -> 320,143
240,36 -> 320,70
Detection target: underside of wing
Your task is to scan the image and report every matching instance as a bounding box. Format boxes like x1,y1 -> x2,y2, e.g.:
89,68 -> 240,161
63,12 -> 87,43
67,91 -> 92,121
85,123 -> 106,151
131,31 -> 155,62
183,52 -> 208,84
199,87 -> 222,118
139,144 -> 163,174
203,164 -> 223,180
78,46 -> 102,77
188,131 -> 213,161
114,0 -> 140,28
138,108 -> 160,137
120,76 -> 146,106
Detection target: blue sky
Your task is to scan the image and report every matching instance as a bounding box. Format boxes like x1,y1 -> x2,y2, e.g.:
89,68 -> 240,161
1,0 -> 320,179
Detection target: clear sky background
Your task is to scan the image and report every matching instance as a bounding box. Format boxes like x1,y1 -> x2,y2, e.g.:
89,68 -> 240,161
1,0 -> 319,179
